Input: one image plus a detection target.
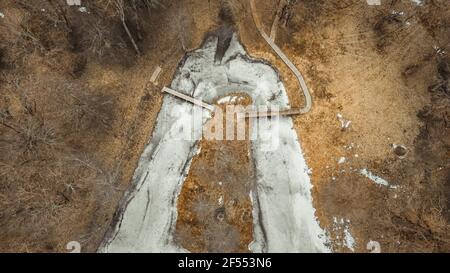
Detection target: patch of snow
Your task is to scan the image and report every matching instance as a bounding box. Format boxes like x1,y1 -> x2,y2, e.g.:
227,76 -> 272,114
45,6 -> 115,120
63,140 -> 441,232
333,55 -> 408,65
344,143 -> 354,150
249,190 -> 265,252
100,34 -> 329,253
332,217 -> 355,251
434,46 -> 446,56
410,0 -> 424,6
391,10 -> 405,16
337,113 -> 352,130
343,227 -> 355,252
367,240 -> 381,253
217,95 -> 243,105
360,168 -> 396,189
366,0 -> 381,5
66,0 -> 81,5
78,7 -> 87,13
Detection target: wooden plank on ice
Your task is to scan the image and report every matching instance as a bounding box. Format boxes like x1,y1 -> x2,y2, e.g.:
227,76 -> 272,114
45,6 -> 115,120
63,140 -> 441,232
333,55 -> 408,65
162,87 -> 215,112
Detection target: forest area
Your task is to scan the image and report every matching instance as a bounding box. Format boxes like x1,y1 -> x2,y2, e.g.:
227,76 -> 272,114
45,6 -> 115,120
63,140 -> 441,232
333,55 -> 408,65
0,0 -> 449,253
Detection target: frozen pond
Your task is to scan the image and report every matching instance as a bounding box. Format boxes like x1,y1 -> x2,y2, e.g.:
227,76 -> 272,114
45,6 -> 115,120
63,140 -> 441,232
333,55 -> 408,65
100,33 -> 329,253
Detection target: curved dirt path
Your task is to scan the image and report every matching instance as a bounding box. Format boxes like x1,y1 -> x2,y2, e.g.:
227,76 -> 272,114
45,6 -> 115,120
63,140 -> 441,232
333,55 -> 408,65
249,0 -> 312,114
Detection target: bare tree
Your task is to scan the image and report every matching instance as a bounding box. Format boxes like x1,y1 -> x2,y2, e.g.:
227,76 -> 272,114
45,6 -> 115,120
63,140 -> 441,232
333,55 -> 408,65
172,5 -> 192,52
111,0 -> 141,55
0,11 -> 42,50
87,21 -> 112,56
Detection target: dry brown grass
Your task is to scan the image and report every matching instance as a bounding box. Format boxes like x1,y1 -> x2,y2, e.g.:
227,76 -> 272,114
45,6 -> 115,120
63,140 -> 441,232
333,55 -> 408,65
0,75 -> 118,251
0,0 -> 168,252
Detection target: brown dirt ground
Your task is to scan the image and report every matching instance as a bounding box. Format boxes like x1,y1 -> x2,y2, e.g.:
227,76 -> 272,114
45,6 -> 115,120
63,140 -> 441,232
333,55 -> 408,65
0,0 -> 449,252
175,94 -> 254,253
